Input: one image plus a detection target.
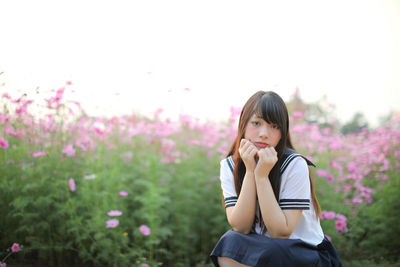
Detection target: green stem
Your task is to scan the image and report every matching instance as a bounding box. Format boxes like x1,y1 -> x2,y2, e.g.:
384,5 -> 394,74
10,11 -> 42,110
1,251 -> 13,263
67,194 -> 99,265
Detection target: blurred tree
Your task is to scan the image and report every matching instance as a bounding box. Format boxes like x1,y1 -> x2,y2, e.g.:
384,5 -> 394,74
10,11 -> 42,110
286,87 -> 339,130
340,112 -> 369,135
378,110 -> 400,127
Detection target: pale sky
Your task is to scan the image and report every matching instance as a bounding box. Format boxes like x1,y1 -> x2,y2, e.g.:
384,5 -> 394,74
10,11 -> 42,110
0,0 -> 399,127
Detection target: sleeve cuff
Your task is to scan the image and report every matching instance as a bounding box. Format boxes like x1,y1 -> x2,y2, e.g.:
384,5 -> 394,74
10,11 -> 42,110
279,199 -> 310,210
224,196 -> 238,208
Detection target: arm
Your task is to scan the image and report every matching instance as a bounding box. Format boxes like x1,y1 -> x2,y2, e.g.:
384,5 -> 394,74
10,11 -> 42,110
255,177 -> 301,238
226,170 -> 257,234
225,139 -> 258,234
254,148 -> 302,238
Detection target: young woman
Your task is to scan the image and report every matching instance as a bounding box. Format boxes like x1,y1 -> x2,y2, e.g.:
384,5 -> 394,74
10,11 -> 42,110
210,91 -> 342,267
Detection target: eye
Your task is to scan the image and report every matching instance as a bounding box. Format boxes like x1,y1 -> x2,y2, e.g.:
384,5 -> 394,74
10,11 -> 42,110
271,124 -> 280,129
251,121 -> 260,126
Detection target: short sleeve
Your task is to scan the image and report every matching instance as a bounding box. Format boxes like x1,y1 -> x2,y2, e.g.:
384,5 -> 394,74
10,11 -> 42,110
219,158 -> 237,208
279,156 -> 311,210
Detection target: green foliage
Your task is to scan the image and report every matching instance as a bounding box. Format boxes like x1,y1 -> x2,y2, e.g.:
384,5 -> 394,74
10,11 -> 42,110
341,112 -> 369,135
0,128 -> 228,266
341,169 -> 400,265
1,89 -> 399,266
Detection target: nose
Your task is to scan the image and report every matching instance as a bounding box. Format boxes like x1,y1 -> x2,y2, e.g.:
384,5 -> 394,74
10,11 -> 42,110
259,125 -> 269,139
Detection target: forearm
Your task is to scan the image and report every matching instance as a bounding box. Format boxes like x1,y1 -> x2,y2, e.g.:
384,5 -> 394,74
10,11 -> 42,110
255,175 -> 291,238
228,171 -> 257,234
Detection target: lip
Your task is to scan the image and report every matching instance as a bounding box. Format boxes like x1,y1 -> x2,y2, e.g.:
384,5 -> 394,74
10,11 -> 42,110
254,142 -> 269,148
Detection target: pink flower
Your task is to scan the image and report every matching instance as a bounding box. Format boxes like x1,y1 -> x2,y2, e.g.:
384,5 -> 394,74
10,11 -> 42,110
0,261 -> 6,267
330,160 -> 343,171
329,141 -> 341,150
154,108 -> 164,117
119,191 -> 128,196
69,178 -> 76,192
33,151 -> 46,157
325,211 -> 336,219
320,210 -> 336,220
335,220 -> 346,231
139,225 -> 151,236
322,128 -> 331,135
320,211 -> 327,219
0,114 -> 11,124
326,175 -> 334,183
230,106 -> 242,117
190,140 -> 201,145
55,87 -> 65,101
62,144 -> 75,157
325,235 -> 332,241
107,210 -> 122,216
2,92 -> 11,99
106,219 -> 119,228
141,264 -> 149,267
316,169 -> 329,178
94,127 -> 104,135
335,214 -> 347,222
0,137 -> 9,149
11,243 -> 21,252
292,111 -> 304,120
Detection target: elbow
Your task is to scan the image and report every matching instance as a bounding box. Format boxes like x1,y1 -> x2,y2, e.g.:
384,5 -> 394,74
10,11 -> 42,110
232,226 -> 251,235
228,219 -> 252,234
268,228 -> 292,239
269,232 -> 290,239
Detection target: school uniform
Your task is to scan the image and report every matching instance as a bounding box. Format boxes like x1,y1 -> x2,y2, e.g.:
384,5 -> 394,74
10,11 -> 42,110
210,149 -> 342,267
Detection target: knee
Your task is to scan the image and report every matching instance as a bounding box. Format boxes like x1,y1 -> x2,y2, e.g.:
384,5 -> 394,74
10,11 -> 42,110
218,257 -> 250,267
219,257 -> 235,267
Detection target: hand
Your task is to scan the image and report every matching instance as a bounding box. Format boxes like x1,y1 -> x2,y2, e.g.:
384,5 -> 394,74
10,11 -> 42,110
238,139 -> 259,172
254,147 -> 278,178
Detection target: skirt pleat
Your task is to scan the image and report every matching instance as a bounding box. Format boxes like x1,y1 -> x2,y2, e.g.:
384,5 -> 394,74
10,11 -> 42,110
210,230 -> 342,267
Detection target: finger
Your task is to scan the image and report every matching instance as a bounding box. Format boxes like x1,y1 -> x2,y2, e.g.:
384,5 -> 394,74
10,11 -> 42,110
267,146 -> 277,155
243,141 -> 257,154
263,147 -> 276,156
257,148 -> 265,156
258,149 -> 275,161
238,139 -> 247,153
239,139 -> 246,149
240,139 -> 252,151
248,146 -> 258,157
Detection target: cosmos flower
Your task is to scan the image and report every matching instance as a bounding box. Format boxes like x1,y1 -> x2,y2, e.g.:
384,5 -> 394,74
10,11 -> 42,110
106,219 -> 119,228
107,210 -> 122,216
69,178 -> 76,192
139,225 -> 150,236
11,243 -> 21,252
119,191 -> 128,196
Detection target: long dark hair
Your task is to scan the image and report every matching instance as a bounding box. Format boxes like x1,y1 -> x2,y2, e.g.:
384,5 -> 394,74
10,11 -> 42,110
225,91 -> 321,232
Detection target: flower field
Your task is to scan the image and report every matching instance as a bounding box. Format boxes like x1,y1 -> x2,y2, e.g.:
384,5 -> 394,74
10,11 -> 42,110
1,82 -> 399,266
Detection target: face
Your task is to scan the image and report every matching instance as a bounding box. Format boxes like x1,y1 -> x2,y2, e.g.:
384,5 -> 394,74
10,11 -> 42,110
244,114 -> 282,149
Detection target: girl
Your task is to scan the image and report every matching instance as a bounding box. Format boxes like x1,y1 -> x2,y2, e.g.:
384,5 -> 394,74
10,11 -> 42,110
210,91 -> 342,267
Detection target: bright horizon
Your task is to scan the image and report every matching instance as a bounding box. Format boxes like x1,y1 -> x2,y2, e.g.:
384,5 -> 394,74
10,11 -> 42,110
1,0 -> 399,127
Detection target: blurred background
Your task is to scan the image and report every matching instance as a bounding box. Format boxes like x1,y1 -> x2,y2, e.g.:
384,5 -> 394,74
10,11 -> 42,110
0,0 -> 399,128
1,1 -> 400,267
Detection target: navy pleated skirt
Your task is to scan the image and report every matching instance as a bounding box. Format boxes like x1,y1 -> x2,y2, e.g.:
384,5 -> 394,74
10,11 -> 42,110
210,230 -> 342,267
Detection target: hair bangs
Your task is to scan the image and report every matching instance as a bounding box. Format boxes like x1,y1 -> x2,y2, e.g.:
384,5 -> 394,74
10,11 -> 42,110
253,94 -> 285,128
